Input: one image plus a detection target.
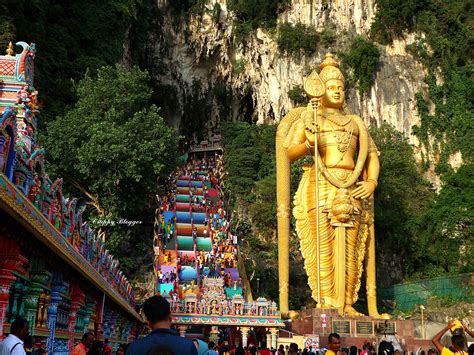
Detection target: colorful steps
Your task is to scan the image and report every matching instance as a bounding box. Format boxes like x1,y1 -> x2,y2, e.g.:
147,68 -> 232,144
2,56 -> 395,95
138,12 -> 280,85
176,211 -> 192,223
176,180 -> 203,188
180,266 -> 198,282
176,224 -> 207,236
176,194 -> 205,203
177,236 -> 194,251
156,159 -> 250,307
157,284 -> 174,295
196,237 -> 212,251
176,186 -> 203,194
193,212 -> 207,224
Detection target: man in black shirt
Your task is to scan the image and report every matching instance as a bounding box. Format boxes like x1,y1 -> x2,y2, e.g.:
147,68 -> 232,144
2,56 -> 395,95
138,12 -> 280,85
126,296 -> 197,355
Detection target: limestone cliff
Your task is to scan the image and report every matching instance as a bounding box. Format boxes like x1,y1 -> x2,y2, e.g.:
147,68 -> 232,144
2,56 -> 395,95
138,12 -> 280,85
135,0 -> 427,153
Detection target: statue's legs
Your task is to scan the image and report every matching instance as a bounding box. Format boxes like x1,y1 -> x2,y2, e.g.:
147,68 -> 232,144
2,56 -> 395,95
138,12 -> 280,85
302,167 -> 369,315
344,217 -> 364,316
307,174 -> 337,308
307,172 -> 365,315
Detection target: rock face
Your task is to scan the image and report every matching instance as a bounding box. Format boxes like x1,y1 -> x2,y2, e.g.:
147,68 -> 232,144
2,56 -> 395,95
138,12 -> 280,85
141,0 -> 427,150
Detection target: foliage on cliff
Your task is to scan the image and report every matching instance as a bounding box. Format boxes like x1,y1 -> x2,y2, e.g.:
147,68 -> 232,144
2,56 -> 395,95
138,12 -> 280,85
228,0 -> 290,41
288,85 -> 307,106
339,37 -> 380,95
277,23 -> 318,56
276,23 -> 336,58
371,0 -> 473,176
370,0 -> 473,278
43,65 -> 179,274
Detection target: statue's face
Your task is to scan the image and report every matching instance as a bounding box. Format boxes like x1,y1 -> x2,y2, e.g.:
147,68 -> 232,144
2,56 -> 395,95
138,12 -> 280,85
323,79 -> 345,108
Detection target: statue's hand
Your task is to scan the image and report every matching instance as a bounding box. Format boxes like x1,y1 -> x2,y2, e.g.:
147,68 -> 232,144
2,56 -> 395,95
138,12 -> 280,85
304,124 -> 317,145
352,181 -> 376,199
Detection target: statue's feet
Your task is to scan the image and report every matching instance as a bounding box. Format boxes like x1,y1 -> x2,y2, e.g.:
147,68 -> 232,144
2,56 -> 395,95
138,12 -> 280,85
281,310 -> 300,320
369,312 -> 391,319
288,310 -> 300,320
344,305 -> 364,317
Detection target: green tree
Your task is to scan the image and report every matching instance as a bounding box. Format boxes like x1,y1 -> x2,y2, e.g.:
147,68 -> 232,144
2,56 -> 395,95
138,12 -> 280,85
320,28 -> 336,47
221,122 -> 276,202
249,173 -> 277,232
413,164 -> 474,277
44,64 -> 178,225
370,123 -> 434,281
288,85 -> 307,105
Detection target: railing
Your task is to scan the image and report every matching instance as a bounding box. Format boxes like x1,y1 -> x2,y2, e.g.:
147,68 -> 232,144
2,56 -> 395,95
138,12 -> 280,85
189,140 -> 223,152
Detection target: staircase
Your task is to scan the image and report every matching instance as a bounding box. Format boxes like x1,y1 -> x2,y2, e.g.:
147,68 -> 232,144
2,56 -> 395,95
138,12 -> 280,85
155,156 -> 246,304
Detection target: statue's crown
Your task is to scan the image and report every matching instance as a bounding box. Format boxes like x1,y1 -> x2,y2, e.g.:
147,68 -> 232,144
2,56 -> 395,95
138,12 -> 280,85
319,53 -> 344,83
320,53 -> 339,70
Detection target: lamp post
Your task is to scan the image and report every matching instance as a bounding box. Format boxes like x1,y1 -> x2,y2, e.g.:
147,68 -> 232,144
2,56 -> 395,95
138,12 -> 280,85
256,278 -> 260,294
420,305 -> 426,339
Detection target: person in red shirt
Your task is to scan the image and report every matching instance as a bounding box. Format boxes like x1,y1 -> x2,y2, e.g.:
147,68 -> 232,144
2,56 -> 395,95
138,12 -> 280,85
360,344 -> 369,355
70,332 -> 94,355
103,338 -> 112,355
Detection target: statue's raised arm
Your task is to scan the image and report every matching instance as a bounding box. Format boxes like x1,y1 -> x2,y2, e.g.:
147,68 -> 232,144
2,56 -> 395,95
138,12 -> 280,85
276,53 -> 389,319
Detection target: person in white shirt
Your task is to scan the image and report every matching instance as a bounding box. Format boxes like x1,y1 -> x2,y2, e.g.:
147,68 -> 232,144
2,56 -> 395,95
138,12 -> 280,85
0,318 -> 29,355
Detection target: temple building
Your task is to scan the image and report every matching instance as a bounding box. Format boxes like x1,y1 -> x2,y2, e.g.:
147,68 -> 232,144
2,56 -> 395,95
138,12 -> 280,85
0,42 -> 142,353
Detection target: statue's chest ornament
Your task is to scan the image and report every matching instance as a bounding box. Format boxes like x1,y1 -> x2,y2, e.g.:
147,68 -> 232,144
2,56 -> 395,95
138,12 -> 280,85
325,115 -> 354,153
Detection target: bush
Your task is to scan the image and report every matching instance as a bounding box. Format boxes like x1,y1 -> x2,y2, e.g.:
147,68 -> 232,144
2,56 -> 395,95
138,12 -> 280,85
232,58 -> 247,75
339,36 -> 380,95
168,0 -> 206,15
370,0 -> 428,44
320,28 -> 337,47
277,22 -> 319,56
228,0 -> 290,41
288,85 -> 307,105
212,3 -> 221,22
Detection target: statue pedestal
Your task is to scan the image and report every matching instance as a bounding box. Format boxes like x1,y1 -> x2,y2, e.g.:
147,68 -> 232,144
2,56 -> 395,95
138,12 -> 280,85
286,308 -> 433,352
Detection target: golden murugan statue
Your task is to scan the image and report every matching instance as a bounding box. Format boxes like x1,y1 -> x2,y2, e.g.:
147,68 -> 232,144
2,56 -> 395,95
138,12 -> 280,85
276,53 -> 389,318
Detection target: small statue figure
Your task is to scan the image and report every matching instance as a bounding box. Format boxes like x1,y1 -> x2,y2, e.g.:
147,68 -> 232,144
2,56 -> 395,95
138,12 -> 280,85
29,90 -> 39,110
28,174 -> 41,206
17,85 -> 30,104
